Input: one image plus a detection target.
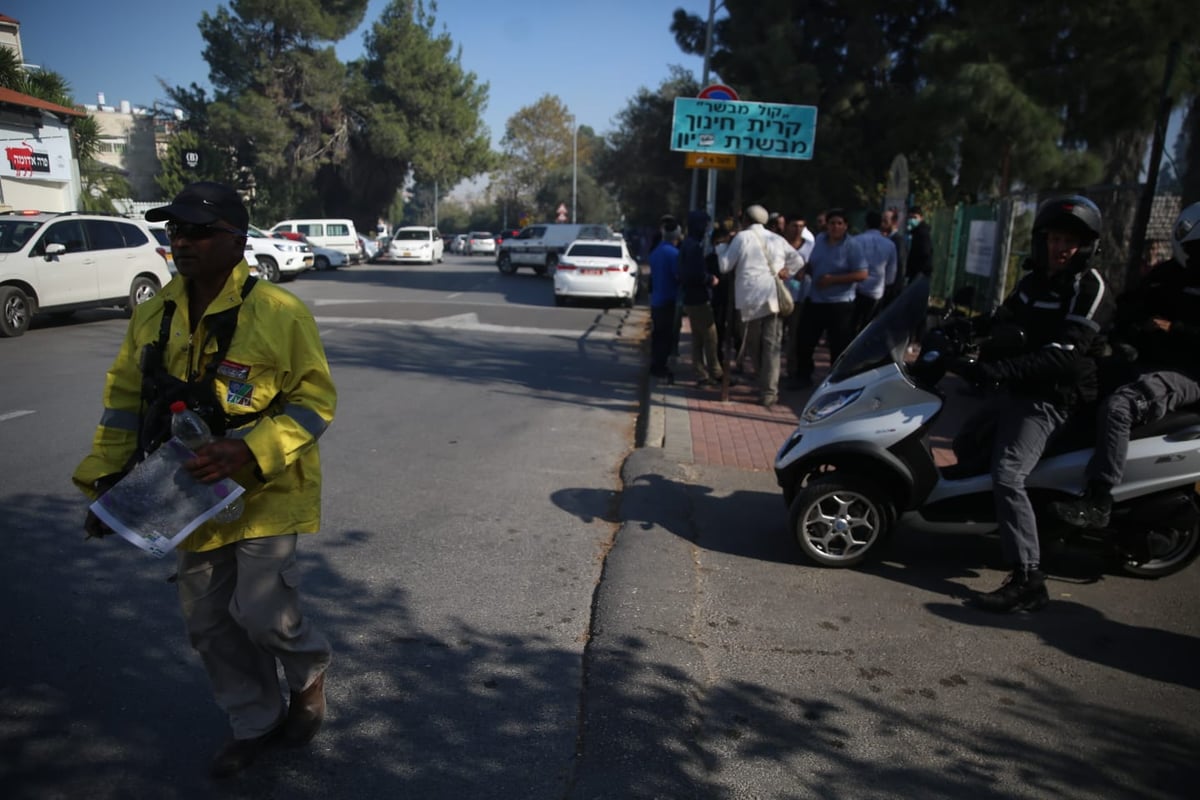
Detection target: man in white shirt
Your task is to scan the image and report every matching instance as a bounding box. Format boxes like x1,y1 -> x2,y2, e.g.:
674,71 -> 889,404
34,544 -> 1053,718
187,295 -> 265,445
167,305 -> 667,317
717,204 -> 805,407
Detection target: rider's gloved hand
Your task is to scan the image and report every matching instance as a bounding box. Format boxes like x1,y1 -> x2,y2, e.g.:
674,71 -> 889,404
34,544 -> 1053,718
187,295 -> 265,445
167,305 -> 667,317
946,357 -> 1000,391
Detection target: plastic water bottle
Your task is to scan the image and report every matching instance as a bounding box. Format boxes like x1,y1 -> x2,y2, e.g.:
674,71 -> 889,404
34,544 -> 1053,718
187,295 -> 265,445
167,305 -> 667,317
169,400 -> 244,522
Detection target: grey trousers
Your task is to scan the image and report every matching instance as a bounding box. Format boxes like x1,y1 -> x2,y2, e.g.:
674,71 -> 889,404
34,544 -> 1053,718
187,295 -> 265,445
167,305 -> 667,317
1087,369 -> 1200,487
990,397 -> 1071,567
177,534 -> 331,739
744,313 -> 783,402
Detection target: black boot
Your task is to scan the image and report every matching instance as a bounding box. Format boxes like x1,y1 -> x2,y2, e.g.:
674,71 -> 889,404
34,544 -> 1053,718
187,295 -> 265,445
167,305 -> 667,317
1049,483 -> 1112,529
974,566 -> 1049,613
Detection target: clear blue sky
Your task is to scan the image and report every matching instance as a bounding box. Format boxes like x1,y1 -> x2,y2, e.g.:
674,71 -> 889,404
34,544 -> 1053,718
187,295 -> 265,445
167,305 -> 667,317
9,0 -> 710,147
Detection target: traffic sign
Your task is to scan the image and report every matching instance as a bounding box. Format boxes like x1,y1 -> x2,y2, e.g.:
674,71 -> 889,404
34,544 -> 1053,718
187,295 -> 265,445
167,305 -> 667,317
670,97 -> 818,161
685,152 -> 736,170
698,84 -> 739,102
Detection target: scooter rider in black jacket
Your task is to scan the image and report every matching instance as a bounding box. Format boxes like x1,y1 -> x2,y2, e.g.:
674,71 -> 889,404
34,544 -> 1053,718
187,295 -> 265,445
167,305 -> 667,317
1050,201 -> 1200,534
948,195 -> 1114,613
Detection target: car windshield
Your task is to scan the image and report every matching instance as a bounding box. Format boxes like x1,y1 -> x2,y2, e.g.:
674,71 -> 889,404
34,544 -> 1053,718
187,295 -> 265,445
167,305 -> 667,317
470,232 -> 493,239
827,275 -> 930,384
568,243 -> 621,258
0,219 -> 44,253
393,230 -> 430,241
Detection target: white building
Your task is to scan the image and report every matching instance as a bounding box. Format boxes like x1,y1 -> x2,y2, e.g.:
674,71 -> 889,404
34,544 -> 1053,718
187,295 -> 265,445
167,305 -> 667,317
0,86 -> 85,212
0,13 -> 85,211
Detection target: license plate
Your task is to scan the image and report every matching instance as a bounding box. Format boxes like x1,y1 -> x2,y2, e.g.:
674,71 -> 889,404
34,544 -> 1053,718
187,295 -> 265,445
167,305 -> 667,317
402,251 -> 412,257
582,268 -> 603,275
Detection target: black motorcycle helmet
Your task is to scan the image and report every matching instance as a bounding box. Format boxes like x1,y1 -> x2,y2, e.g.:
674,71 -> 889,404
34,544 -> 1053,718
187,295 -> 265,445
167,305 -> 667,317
1030,195 -> 1103,270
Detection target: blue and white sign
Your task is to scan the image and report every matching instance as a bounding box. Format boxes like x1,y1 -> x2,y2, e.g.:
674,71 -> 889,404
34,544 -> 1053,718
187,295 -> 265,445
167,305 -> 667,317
670,98 -> 818,161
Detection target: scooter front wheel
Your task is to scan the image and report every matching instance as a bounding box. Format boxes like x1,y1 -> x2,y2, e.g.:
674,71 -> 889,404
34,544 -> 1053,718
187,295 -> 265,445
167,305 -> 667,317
789,475 -> 892,568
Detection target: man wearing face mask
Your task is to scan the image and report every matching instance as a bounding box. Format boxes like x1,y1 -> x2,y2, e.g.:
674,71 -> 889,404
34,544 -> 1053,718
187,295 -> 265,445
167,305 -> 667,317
74,182 -> 337,778
905,206 -> 933,283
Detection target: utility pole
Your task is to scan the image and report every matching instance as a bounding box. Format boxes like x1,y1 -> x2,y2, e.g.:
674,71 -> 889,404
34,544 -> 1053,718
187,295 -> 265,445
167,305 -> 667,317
572,120 -> 578,223
702,0 -> 718,221
689,0 -> 718,213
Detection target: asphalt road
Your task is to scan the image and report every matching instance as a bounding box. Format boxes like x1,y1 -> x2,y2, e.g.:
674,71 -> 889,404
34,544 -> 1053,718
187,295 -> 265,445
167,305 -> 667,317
2,253 -> 1199,799
0,254 -> 646,798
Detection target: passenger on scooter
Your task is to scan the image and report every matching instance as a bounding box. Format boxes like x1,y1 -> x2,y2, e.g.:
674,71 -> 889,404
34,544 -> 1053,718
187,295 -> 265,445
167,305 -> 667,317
947,195 -> 1113,613
1049,202 -> 1200,533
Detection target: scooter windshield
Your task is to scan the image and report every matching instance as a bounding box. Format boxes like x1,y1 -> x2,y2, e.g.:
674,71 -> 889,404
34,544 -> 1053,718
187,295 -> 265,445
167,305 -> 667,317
827,275 -> 931,384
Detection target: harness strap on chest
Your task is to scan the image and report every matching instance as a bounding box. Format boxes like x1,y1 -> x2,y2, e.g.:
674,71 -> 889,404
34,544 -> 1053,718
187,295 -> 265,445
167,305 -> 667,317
131,278 -> 262,462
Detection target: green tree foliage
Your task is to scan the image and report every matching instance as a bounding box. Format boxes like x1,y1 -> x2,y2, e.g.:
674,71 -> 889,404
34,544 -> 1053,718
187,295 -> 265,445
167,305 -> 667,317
344,0 -> 493,229
596,66 -> 698,227
189,0 -> 491,228
668,1 -> 1199,213
155,130 -> 236,200
196,0 -> 369,223
498,94 -> 589,206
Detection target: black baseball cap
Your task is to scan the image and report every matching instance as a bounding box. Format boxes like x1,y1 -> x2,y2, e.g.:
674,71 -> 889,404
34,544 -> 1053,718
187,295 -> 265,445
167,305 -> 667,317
146,181 -> 249,232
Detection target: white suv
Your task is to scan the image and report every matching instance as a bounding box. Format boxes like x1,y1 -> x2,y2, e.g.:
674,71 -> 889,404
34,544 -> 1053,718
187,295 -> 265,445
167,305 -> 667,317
0,211 -> 173,337
244,225 -> 313,282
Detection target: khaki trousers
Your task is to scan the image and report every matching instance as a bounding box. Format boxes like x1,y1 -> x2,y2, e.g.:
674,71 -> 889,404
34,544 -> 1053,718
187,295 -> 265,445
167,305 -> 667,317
177,534 -> 331,739
684,303 -> 723,381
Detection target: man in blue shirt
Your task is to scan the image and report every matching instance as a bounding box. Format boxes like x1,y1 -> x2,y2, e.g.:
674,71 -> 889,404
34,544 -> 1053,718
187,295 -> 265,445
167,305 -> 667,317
649,222 -> 681,380
790,208 -> 867,387
852,210 -> 899,332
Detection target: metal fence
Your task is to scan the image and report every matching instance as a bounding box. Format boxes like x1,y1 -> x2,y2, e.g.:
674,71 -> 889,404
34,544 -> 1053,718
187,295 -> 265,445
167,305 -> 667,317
924,187 -> 1182,314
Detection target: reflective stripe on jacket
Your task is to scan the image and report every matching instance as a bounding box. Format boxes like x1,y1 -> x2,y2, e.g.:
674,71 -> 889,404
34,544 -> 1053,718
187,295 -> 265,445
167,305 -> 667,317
73,261 -> 337,552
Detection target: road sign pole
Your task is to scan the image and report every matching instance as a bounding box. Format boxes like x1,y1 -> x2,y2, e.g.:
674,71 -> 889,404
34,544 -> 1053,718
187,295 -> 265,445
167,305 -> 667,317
705,168 -> 717,222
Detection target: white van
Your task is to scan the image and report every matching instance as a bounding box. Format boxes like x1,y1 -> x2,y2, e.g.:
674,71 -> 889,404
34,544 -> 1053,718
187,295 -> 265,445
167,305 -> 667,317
270,218 -> 362,263
496,223 -> 612,275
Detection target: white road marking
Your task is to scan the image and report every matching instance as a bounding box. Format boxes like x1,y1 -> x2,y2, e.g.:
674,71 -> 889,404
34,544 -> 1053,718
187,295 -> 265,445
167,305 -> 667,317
313,312 -> 618,340
0,410 -> 36,423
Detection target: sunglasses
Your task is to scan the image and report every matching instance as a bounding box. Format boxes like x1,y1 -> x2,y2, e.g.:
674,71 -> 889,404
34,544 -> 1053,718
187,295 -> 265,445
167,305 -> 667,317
166,221 -> 245,240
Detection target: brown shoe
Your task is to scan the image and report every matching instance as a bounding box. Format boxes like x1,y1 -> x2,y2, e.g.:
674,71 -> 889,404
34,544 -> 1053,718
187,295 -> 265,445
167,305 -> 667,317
283,671 -> 326,746
210,725 -> 282,779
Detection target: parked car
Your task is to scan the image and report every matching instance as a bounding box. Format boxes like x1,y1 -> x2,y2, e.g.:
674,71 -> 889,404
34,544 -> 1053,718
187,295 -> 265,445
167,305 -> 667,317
272,232 -> 347,270
465,231 -> 496,256
270,218 -> 362,264
0,210 -> 174,337
552,237 -> 639,307
244,225 -> 313,282
379,226 -> 444,264
358,234 -> 379,261
497,223 -> 611,275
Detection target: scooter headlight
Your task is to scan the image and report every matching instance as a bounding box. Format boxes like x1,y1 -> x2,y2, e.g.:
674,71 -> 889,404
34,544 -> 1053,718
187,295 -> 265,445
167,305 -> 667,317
802,388 -> 863,423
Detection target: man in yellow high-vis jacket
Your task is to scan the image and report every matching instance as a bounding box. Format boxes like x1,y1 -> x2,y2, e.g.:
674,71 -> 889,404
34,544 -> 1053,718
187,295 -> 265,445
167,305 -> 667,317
74,182 -> 337,779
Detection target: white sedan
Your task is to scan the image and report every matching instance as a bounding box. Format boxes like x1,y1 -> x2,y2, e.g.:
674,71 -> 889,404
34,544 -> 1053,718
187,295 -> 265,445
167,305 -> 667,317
552,238 -> 639,307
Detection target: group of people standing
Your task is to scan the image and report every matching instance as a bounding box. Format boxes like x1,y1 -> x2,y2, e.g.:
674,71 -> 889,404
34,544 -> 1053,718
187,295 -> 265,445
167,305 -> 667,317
647,202 -> 931,408
647,194 -> 1200,615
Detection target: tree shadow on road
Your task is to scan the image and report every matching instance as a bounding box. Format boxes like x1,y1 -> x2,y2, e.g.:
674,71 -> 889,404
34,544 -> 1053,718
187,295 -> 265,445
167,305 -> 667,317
5,487 -> 1198,799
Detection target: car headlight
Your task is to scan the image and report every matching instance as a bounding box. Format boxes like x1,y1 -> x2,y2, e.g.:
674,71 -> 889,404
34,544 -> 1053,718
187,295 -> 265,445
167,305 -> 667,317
272,242 -> 302,253
801,388 -> 863,423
